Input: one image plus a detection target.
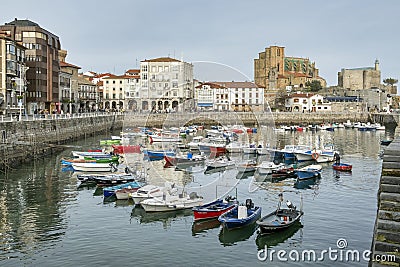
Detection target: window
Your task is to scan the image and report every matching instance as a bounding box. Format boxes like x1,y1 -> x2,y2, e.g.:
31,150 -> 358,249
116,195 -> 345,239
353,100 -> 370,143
113,81 -> 115,84
106,81 -> 109,84
120,81 -> 122,84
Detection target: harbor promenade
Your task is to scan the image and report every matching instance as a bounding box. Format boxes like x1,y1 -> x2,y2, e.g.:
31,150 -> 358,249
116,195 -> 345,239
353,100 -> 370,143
370,138 -> 400,266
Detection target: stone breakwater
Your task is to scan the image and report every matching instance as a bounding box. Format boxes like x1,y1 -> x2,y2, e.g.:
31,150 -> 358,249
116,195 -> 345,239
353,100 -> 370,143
0,114 -> 123,170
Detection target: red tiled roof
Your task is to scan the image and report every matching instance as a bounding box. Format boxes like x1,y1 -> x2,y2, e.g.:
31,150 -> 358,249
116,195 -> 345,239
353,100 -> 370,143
141,57 -> 181,63
60,61 -> 81,69
212,81 -> 259,88
195,82 -> 226,89
126,69 -> 140,74
95,73 -> 113,78
290,93 -> 314,98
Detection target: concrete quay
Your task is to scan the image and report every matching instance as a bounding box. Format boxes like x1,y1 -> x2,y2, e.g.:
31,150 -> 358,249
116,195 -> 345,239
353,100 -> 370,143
370,139 -> 400,266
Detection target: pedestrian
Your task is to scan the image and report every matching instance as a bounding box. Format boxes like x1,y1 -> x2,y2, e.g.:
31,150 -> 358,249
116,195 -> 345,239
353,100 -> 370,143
334,152 -> 341,165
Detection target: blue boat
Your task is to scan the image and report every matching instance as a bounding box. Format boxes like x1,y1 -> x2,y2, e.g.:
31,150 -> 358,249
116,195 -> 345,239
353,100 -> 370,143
103,181 -> 145,198
218,199 -> 261,230
296,164 -> 322,180
143,149 -> 175,161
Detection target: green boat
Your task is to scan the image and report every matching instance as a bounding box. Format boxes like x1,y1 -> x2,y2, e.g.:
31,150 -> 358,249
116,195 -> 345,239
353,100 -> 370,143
100,139 -> 121,145
84,155 -> 119,163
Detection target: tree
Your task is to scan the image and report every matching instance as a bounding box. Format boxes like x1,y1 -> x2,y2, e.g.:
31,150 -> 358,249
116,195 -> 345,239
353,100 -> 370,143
305,80 -> 322,92
383,78 -> 398,94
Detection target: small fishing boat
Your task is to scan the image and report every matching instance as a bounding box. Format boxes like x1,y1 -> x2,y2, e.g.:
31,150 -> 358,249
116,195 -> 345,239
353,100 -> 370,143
256,193 -> 303,234
143,149 -> 175,161
332,163 -> 352,171
164,153 -> 207,167
242,144 -> 257,154
140,191 -> 203,212
148,135 -> 181,144
296,164 -> 322,180
77,172 -> 137,186
72,151 -> 114,159
103,181 -> 145,198
115,187 -> 139,200
131,183 -> 175,204
112,145 -> 141,154
237,160 -> 257,173
205,157 -> 236,171
256,161 -> 285,175
100,139 -> 121,145
218,199 -> 261,230
192,196 -> 238,221
269,167 -> 297,180
71,162 -> 118,172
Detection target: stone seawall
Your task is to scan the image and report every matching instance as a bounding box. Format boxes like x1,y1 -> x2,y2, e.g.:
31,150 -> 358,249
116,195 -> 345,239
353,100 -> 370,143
370,138 -> 400,266
0,114 -> 123,170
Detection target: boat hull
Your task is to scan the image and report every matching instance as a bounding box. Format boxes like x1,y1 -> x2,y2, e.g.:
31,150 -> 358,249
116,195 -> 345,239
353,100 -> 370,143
332,163 -> 352,171
141,199 -> 203,212
218,205 -> 261,230
192,199 -> 237,221
257,209 -> 303,234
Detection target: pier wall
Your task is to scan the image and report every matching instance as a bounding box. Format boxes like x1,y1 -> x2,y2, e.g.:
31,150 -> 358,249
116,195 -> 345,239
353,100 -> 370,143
370,139 -> 400,266
0,114 -> 123,170
124,112 -> 369,128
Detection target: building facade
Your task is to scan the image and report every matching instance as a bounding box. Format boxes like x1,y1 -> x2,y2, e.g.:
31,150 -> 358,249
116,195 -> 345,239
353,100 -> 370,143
77,75 -> 97,112
139,57 -> 194,112
0,32 -> 27,117
59,60 -> 80,113
0,19 -> 62,114
194,81 -> 264,112
285,93 -> 331,112
124,69 -> 141,111
101,74 -> 126,111
254,45 -> 326,103
337,60 -> 381,90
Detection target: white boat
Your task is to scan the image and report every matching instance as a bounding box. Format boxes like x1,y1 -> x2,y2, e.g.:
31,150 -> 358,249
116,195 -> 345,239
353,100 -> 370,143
242,144 -> 257,154
225,142 -> 244,153
187,136 -> 204,150
131,184 -> 173,204
205,157 -> 236,170
71,162 -> 117,172
298,164 -> 322,172
256,161 -> 285,175
148,135 -> 181,143
72,151 -> 112,159
237,160 -> 257,173
140,192 -> 203,212
313,144 -> 338,163
373,123 -> 385,130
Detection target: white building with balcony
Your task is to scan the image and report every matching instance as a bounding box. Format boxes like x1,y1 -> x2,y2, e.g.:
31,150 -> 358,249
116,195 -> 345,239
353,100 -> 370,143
139,57 -> 194,112
285,93 -> 331,112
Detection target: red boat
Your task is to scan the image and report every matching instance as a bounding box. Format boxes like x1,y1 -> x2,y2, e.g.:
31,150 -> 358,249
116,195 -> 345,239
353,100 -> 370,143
192,197 -> 237,221
164,153 -> 207,167
209,145 -> 226,154
112,145 -> 141,154
332,163 -> 352,171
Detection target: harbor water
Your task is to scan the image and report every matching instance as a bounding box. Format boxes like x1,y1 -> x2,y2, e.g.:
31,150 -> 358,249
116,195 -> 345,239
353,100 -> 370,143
0,127 -> 394,266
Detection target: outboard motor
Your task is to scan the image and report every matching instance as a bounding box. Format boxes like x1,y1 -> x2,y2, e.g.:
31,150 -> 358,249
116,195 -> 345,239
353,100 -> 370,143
245,199 -> 254,209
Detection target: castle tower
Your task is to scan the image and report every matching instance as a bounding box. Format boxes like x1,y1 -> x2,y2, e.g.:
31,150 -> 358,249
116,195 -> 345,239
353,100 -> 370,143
375,59 -> 380,71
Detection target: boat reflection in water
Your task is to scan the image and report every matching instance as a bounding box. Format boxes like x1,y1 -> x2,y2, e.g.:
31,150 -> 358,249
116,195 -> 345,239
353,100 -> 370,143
293,176 -> 320,190
130,206 -> 192,228
218,223 -> 258,246
192,218 -> 221,236
255,221 -> 303,250
236,170 -> 255,180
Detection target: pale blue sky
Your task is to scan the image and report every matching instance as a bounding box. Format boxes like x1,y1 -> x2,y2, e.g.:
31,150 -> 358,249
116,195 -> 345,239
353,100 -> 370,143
3,0 -> 399,86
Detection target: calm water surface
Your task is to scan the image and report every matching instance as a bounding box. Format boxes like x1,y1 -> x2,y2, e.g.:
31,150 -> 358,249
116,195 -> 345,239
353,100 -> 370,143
0,127 -> 394,266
